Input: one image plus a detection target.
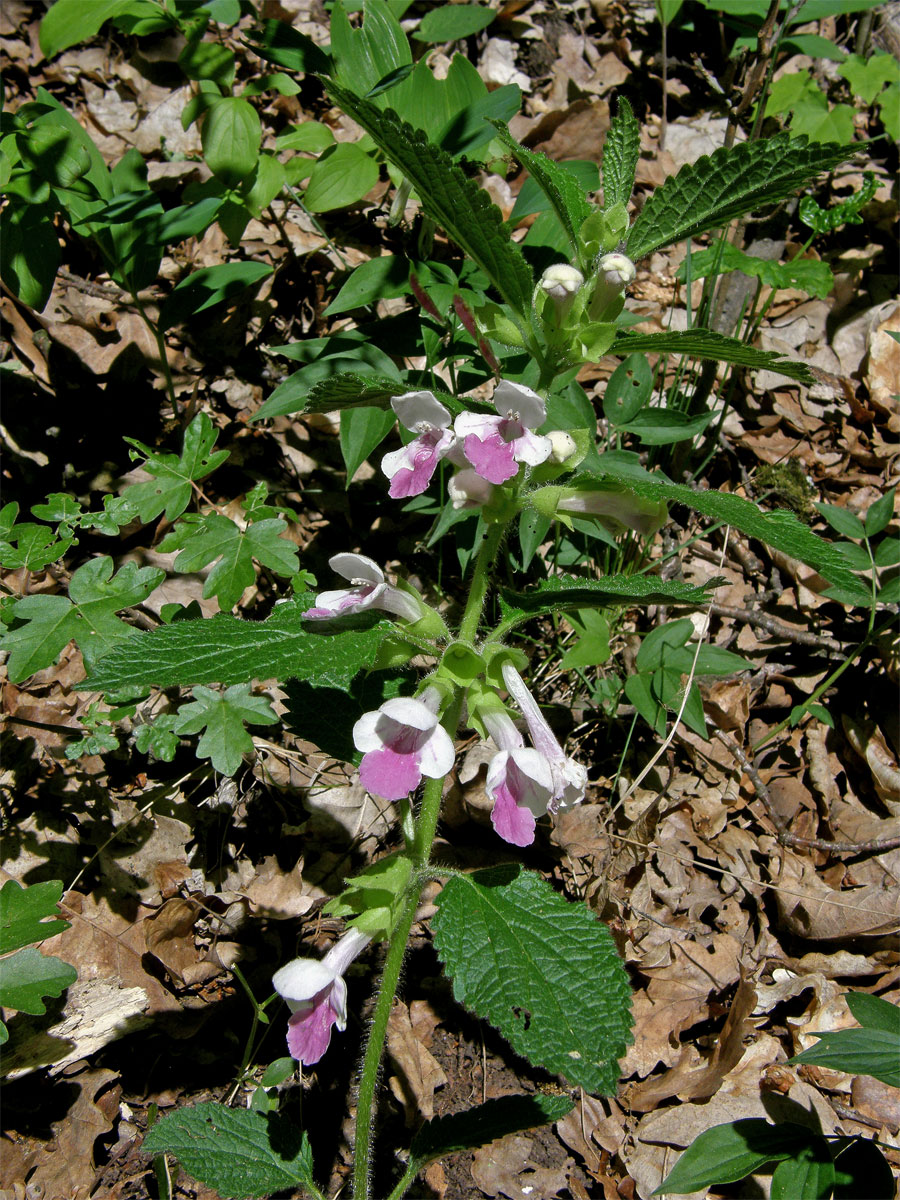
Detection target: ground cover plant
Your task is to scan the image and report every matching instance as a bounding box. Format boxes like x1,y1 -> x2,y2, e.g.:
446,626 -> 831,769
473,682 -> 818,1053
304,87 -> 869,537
1,0 -> 898,1197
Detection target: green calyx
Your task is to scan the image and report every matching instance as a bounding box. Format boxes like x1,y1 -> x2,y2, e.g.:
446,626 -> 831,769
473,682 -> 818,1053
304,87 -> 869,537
482,643 -> 528,688
324,853 -> 415,941
438,642 -> 485,687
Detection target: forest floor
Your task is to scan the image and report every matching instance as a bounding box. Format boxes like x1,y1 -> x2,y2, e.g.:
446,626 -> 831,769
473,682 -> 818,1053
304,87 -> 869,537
1,1 -> 899,1198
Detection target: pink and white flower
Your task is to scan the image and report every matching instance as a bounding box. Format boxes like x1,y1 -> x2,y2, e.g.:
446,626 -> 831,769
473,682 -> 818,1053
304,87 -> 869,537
447,468 -> 495,510
501,663 -> 587,812
556,487 -> 667,537
353,686 -> 455,801
273,927 -> 371,1065
454,380 -> 552,486
302,553 -> 422,622
481,706 -> 553,848
381,391 -> 457,499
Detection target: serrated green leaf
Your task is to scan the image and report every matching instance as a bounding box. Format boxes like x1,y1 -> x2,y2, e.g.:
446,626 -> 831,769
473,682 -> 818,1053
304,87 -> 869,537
301,373 -> 408,414
0,880 -> 70,955
161,514 -> 299,612
409,1094 -> 574,1172
601,97 -> 640,212
626,133 -> 855,262
323,79 -> 534,318
82,597 -> 393,691
175,683 -> 278,776
0,557 -> 165,682
653,1120 -> 813,1194
0,946 -> 77,1015
608,328 -> 816,383
141,1102 -> 315,1200
498,574 -> 720,627
122,413 -> 229,523
432,865 -> 632,1095
577,466 -> 866,601
490,123 -> 593,264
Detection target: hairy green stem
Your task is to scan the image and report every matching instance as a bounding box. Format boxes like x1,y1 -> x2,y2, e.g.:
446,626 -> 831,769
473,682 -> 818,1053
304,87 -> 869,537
458,521 -> 506,643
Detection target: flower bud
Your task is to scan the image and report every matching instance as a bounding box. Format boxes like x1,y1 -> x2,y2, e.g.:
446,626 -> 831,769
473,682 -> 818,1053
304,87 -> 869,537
547,430 -> 578,464
589,253 -> 636,320
448,468 -> 495,510
538,263 -> 584,325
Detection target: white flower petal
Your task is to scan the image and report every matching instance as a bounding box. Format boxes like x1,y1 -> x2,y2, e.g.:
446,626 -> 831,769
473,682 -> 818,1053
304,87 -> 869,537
329,553 -> 384,586
353,709 -> 385,753
272,958 -> 336,1005
392,390 -> 452,432
417,724 -> 456,779
379,695 -> 439,732
492,381 -> 545,428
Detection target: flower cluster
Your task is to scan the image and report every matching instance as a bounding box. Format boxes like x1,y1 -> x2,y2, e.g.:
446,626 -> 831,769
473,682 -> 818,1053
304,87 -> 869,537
381,380 -> 552,499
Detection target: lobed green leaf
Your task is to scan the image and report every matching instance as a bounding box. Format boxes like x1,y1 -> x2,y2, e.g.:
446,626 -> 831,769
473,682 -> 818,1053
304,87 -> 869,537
0,879 -> 70,955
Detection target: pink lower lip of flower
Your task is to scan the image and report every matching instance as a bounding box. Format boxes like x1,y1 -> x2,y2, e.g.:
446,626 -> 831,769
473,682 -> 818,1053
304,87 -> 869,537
463,430 -> 519,484
500,663 -> 587,811
486,747 -> 553,847
353,689 -> 455,801
382,427 -> 455,498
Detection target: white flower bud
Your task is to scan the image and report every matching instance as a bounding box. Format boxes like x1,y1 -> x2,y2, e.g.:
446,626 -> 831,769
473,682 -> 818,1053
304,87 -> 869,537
589,252 -> 636,320
538,263 -> 584,322
547,430 -> 577,464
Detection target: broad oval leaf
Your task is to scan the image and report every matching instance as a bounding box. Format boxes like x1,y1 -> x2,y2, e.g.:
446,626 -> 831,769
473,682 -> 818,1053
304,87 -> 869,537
432,865 -> 633,1095
304,142 -> 380,212
202,98 -> 261,186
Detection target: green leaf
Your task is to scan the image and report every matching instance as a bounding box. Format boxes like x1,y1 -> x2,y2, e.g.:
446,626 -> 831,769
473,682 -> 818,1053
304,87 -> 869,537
161,514 -> 299,612
498,573 -> 720,628
653,1120 -> 814,1194
330,0 -> 412,105
159,262 -> 273,332
408,1095 -> 574,1176
0,879 -> 70,955
122,413 -> 230,524
815,501 -> 866,540
789,1028 -> 900,1087
676,242 -> 834,300
413,3 -> 496,42
141,1102 -> 316,1200
253,339 -> 402,421
340,406 -> 396,482
601,97 -> 640,212
274,122 -> 335,154
490,123 -> 593,263
603,354 -> 653,424
432,865 -> 632,1095
323,80 -> 534,318
39,0 -> 154,58
245,19 -> 331,75
178,39 -> 236,88
839,52 -> 899,105
301,373 -> 408,414
304,142 -> 380,212
202,97 -> 261,187
833,1137 -> 897,1200
1,200 -> 61,311
626,133 -> 855,262
846,991 -> 900,1034
579,466 -> 867,602
864,487 -> 895,538
799,172 -> 877,234
770,1141 -> 835,1200
175,683 -> 278,776
82,597 -> 393,691
0,557 -> 165,683
324,255 -> 411,315
608,329 -> 816,383
619,408 -> 714,445
0,947 -> 77,1016
0,520 -> 74,571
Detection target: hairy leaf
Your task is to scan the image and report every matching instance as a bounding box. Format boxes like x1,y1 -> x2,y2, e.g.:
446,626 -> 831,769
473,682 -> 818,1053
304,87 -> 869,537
432,865 -> 632,1095
626,133 -> 855,262
498,574 -> 720,627
142,1103 -> 315,1200
82,597 -> 393,691
490,122 -> 593,262
323,80 -> 534,318
607,328 -> 816,383
303,373 -> 408,413
576,467 -> 867,602
601,97 -> 641,212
